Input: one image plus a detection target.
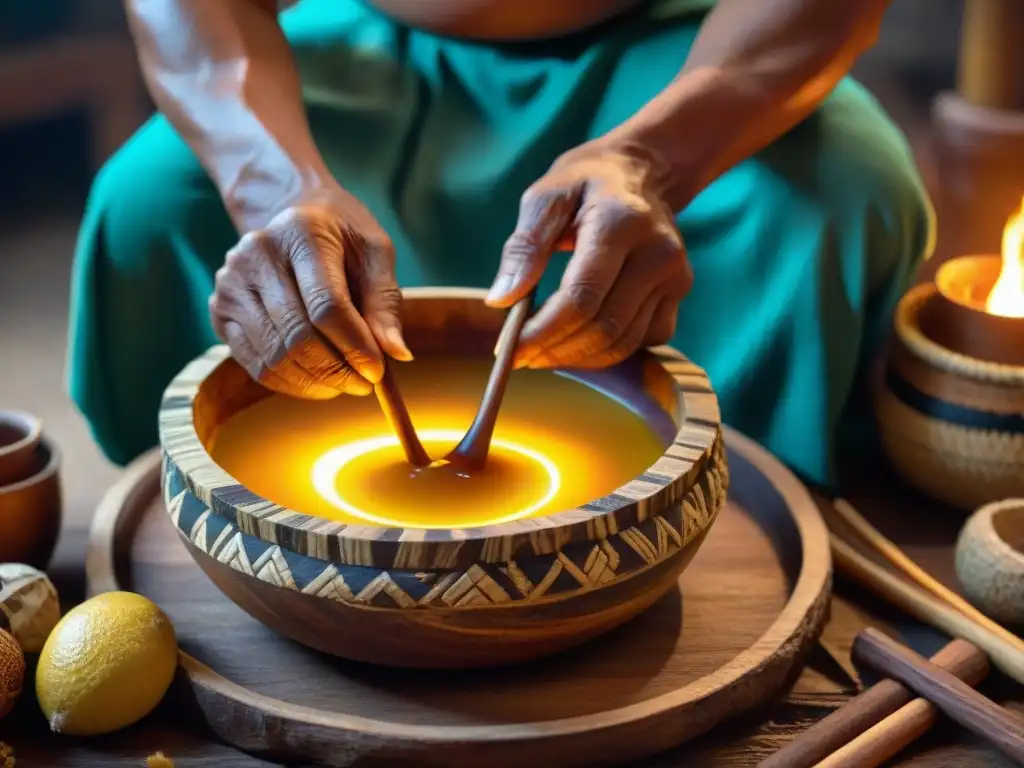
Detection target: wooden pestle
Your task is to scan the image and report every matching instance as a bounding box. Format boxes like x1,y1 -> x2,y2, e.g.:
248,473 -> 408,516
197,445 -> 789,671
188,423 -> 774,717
374,363 -> 431,468
761,638 -> 990,768
852,628 -> 1024,765
445,289 -> 536,472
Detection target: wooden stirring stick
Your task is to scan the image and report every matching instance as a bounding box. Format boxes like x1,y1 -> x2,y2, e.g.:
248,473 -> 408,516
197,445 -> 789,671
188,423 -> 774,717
852,628 -> 1024,765
374,363 -> 431,467
762,638 -> 989,768
833,499 -> 1024,656
445,289 -> 537,473
831,536 -> 1024,686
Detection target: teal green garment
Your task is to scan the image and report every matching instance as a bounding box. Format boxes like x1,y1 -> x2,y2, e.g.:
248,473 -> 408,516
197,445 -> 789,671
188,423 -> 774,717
67,0 -> 934,487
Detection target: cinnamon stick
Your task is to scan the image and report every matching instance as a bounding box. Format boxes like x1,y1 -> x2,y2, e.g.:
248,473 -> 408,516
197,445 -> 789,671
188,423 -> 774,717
761,638 -> 989,768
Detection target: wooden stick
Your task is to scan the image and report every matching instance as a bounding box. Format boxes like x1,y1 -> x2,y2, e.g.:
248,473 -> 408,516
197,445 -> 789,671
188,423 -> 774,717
831,536 -> 1024,686
833,499 -> 1024,656
852,628 -> 1024,764
763,639 -> 989,768
813,640 -> 989,768
445,289 -> 536,472
374,363 -> 432,467
816,697 -> 952,768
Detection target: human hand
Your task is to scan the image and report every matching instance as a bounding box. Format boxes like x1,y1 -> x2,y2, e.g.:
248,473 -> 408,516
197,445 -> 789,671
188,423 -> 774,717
486,140 -> 692,369
209,188 -> 411,398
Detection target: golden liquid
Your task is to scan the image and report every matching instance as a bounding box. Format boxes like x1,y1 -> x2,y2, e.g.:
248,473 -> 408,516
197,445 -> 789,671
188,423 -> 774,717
209,357 -> 667,528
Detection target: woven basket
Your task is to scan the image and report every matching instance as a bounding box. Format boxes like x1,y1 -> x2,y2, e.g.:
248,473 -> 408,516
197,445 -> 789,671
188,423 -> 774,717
876,283 -> 1024,511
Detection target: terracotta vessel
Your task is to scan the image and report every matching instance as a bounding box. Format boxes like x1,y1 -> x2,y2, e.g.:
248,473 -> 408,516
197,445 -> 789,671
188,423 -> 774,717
956,499 -> 1024,627
918,256 -> 1024,367
159,288 -> 729,668
0,411 -> 42,488
0,429 -> 61,569
876,284 -> 1024,511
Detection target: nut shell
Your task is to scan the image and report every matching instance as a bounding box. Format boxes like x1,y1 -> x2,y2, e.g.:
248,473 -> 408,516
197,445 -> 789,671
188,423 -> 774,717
0,629 -> 24,720
0,563 -> 61,653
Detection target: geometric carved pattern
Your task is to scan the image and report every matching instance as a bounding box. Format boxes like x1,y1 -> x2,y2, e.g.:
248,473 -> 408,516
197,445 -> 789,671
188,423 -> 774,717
159,339 -> 723,570
163,434 -> 728,610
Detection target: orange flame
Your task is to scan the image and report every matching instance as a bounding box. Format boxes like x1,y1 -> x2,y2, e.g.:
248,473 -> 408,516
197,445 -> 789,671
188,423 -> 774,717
985,195 -> 1024,318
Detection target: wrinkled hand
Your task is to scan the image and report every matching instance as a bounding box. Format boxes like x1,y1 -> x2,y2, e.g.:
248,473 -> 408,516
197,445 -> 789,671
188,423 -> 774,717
486,140 -> 692,369
209,189 -> 411,398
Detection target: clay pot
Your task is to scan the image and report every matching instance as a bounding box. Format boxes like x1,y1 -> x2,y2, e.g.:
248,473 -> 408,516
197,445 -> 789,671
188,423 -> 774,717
876,284 -> 1024,511
159,288 -> 729,668
0,411 -> 42,488
956,499 -> 1024,627
0,432 -> 61,569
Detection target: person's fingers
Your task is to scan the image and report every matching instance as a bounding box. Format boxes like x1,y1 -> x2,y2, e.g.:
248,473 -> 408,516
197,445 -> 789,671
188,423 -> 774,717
354,241 -> 412,362
275,215 -> 385,385
644,295 -> 680,348
540,290 -> 664,370
521,250 -> 660,369
486,184 -> 581,309
247,240 -> 373,395
210,308 -> 337,399
515,202 -> 642,364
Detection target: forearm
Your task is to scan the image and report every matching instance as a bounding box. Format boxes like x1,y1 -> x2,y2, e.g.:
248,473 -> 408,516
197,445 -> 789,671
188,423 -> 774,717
606,0 -> 890,211
126,0 -> 332,232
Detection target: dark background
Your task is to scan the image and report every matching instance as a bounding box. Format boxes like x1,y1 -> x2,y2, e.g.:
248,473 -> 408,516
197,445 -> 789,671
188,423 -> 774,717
0,0 -> 965,576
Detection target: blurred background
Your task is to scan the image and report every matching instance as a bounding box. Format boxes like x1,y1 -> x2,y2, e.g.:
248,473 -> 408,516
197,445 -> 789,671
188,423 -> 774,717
0,1 -> 965,589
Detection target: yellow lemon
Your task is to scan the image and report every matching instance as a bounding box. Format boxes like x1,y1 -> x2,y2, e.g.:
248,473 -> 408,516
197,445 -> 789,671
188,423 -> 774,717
36,591 -> 177,735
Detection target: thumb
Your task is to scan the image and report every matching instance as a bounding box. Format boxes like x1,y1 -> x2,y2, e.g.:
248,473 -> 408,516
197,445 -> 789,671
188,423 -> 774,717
360,253 -> 413,362
486,187 -> 579,309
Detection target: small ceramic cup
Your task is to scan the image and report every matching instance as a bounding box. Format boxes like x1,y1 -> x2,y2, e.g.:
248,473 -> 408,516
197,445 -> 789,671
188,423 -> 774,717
955,498 -> 1024,628
0,420 -> 61,569
0,411 -> 43,488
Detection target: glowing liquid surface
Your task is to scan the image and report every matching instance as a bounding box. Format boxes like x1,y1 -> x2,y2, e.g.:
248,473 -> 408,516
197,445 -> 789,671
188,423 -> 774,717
210,357 -> 667,528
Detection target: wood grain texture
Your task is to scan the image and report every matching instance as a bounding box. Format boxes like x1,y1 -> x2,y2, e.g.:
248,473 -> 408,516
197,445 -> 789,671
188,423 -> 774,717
86,428 -> 832,767
852,628 -> 1024,764
158,287 -> 724,570
762,638 -> 990,768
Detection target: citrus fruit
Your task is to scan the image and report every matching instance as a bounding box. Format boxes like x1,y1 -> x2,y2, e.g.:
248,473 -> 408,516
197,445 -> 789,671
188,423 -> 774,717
36,591 -> 177,735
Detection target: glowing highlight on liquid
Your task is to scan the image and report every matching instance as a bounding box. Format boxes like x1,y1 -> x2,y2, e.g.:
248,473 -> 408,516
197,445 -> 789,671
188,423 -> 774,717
311,429 -> 561,528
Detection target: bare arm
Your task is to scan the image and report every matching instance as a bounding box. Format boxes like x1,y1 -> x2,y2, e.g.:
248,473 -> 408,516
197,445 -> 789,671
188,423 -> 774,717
607,0 -> 892,210
491,0 -> 893,369
126,0 -> 410,397
125,0 -> 331,232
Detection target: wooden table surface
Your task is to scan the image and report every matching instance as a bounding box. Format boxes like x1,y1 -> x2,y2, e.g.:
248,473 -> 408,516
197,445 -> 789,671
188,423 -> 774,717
0,449 -> 1021,767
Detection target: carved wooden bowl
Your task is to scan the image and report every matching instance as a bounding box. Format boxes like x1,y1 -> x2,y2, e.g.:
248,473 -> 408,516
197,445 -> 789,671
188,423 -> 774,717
877,283 -> 1024,511
159,288 -> 729,668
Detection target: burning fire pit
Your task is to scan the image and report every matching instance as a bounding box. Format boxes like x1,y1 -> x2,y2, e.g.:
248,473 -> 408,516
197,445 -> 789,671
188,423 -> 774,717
877,197 -> 1024,510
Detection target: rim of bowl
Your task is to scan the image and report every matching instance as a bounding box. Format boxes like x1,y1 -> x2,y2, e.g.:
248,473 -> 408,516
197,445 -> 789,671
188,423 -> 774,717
0,432 -> 61,495
896,282 -> 1024,385
159,287 -> 723,566
972,499 -> 1024,568
0,410 -> 42,461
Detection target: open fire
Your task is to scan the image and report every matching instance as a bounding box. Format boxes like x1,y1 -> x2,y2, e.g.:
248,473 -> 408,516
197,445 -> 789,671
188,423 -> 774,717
985,195 -> 1024,318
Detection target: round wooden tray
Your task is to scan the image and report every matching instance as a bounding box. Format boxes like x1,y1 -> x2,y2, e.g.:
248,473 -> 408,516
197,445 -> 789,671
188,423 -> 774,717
86,428 -> 831,768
